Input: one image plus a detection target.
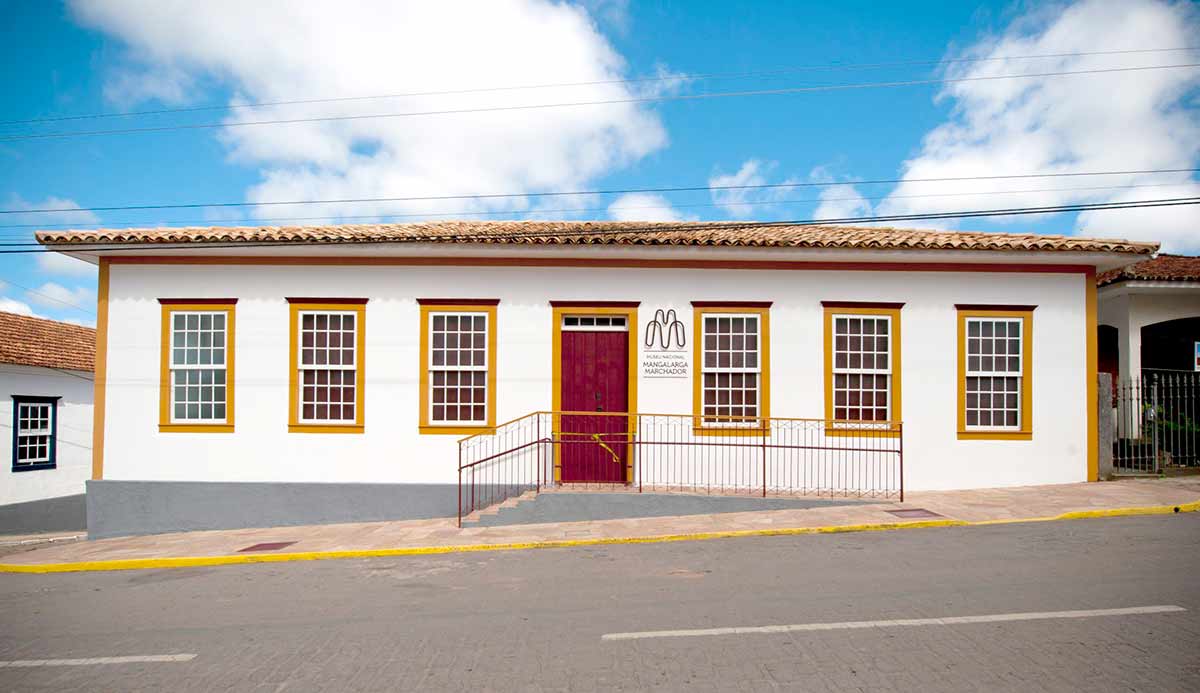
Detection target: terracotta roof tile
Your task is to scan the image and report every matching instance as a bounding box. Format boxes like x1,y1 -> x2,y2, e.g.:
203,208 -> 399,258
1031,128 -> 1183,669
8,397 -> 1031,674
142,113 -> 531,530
1097,253 -> 1200,286
35,221 -> 1158,255
0,311 -> 95,372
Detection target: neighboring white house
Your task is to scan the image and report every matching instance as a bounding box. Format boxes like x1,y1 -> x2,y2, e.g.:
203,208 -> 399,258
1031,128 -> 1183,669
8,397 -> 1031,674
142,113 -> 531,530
1096,254 -> 1199,472
1098,254 -> 1200,383
35,221 -> 1156,537
0,311 -> 94,507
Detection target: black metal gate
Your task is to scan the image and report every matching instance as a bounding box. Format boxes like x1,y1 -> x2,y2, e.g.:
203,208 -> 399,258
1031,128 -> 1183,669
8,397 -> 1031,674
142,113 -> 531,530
1112,370 -> 1200,474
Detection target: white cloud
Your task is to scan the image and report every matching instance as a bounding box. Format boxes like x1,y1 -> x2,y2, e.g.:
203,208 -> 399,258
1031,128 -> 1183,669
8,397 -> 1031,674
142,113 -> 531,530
3,195 -> 103,276
708,159 -> 800,218
1077,180 -> 1200,251
874,0 -> 1200,250
37,252 -> 99,278
3,194 -> 100,228
25,282 -> 96,311
0,294 -> 89,324
813,184 -> 872,221
72,0 -> 671,221
0,298 -> 37,317
607,192 -> 689,221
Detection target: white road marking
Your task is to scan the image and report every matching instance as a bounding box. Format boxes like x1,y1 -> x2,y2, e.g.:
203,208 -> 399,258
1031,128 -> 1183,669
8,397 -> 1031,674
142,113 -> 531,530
601,605 -> 1187,641
0,654 -> 197,668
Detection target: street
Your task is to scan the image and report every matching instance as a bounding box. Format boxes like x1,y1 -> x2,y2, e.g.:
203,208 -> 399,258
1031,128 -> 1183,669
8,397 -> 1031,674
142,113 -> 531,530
2,514 -> 1199,691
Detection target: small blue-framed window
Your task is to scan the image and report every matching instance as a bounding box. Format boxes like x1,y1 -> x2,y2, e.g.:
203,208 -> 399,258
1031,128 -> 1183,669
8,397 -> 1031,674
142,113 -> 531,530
11,395 -> 59,472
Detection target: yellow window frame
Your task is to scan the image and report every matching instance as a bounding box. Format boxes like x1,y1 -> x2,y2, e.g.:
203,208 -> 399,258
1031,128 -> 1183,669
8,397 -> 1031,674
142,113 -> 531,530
288,300 -> 367,434
691,304 -> 771,436
822,303 -> 902,438
158,300 -> 237,433
956,305 -> 1034,441
418,302 -> 498,435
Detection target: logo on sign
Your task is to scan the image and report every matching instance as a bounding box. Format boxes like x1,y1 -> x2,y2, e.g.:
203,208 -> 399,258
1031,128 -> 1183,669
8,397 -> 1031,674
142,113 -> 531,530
642,308 -> 689,378
645,309 -> 686,350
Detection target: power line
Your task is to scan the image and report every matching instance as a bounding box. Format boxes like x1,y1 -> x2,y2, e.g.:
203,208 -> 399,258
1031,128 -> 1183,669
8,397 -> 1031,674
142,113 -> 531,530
5,63 -> 1197,142
451,198 -> 1197,244
4,167 -> 1198,216
13,196 -> 1192,255
0,181 -> 1190,234
3,46 -> 1195,127
0,278 -> 96,315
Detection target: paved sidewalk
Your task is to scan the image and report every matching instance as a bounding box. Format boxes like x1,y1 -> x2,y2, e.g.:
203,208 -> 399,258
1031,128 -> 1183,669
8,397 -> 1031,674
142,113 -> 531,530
2,477 -> 1197,572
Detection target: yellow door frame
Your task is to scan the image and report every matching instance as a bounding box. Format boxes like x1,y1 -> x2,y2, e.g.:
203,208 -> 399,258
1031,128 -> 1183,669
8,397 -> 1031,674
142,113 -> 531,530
550,303 -> 639,483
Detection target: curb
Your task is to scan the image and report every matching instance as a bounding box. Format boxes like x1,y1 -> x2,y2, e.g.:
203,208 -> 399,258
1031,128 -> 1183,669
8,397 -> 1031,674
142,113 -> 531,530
1,500 -> 1197,574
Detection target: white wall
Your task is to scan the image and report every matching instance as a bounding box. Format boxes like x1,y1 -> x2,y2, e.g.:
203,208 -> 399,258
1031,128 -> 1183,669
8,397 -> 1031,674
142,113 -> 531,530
102,263 -> 1090,492
1099,286 -> 1200,382
0,364 -> 93,506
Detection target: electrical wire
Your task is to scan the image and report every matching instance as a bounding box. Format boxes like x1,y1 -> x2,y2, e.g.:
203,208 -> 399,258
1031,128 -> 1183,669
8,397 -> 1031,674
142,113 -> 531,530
4,63 -> 1197,142
0,181 -> 1190,235
8,196 -> 1190,255
3,46 -> 1195,127
4,168 -> 1197,216
0,278 -> 96,315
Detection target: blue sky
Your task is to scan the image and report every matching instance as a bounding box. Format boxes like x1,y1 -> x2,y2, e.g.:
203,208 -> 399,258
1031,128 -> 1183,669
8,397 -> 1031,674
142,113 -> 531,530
1,0 -> 1198,327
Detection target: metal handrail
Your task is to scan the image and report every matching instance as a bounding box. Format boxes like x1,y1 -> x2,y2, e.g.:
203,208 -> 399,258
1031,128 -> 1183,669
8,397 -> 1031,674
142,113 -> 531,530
457,411 -> 904,527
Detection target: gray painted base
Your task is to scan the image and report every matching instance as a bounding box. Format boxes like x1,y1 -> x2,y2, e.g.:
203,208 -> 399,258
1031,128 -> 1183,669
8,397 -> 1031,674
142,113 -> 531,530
0,494 -> 87,536
86,480 -> 460,540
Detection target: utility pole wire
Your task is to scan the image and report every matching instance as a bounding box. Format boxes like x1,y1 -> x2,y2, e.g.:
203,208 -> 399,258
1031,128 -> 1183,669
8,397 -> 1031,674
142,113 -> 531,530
4,168 -> 1198,216
0,181 -> 1189,235
0,277 -> 96,315
3,46 -> 1195,127
12,196 -> 1192,255
4,63 -> 1197,142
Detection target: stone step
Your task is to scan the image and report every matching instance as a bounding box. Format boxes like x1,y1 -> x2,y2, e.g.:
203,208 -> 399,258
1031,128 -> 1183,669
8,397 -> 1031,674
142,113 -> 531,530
461,491 -> 540,526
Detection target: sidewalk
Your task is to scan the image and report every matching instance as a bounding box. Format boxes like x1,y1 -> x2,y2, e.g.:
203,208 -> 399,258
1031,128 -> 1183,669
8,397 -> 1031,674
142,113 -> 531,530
2,477 -> 1198,573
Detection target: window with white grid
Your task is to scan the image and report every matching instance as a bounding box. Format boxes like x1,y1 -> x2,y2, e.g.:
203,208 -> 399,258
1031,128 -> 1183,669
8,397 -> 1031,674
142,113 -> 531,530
13,399 -> 54,468
429,312 -> 488,424
298,311 -> 358,423
169,311 -> 228,423
832,315 -> 892,422
965,318 -> 1022,429
701,314 -> 760,424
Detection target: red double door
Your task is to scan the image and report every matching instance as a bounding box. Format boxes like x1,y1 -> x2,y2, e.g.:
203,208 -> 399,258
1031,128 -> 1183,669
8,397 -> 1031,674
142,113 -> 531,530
560,330 -> 629,483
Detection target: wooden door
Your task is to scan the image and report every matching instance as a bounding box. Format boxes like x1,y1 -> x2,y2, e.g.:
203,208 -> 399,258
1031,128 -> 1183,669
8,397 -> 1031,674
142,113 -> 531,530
560,330 -> 629,482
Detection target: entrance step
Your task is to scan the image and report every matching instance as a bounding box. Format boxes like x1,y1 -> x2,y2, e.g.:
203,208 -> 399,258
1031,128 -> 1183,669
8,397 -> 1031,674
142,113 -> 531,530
461,490 -> 538,525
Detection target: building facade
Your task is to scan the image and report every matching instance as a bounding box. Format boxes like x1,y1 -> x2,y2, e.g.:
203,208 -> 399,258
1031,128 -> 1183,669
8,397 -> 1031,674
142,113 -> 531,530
1098,254 -> 1200,383
1097,254 -> 1200,473
36,221 -> 1156,537
0,312 -> 94,507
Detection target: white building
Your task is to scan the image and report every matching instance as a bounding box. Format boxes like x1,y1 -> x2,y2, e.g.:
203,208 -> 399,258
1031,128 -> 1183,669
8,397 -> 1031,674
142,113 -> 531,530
1098,254 -> 1200,383
1096,254 -> 1199,471
0,312 -> 94,508
36,221 -> 1156,537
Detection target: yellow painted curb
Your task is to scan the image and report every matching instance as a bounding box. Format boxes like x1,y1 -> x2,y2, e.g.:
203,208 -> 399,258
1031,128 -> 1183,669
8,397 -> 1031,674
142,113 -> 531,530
1,500 -> 1196,574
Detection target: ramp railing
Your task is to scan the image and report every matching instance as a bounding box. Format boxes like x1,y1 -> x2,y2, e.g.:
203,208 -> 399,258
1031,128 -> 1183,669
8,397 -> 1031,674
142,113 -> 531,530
458,411 -> 903,527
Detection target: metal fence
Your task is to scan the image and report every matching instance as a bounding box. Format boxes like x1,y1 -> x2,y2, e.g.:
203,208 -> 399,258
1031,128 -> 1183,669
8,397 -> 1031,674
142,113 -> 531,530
457,411 -> 903,526
1112,370 -> 1200,474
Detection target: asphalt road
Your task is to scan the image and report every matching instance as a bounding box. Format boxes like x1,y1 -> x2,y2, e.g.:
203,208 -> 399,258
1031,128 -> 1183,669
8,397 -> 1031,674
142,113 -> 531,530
2,514 -> 1199,692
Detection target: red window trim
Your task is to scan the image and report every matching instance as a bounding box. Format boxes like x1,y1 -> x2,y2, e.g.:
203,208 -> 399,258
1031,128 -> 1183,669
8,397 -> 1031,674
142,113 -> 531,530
417,298 -> 501,306
157,298 -> 238,305
820,301 -> 905,309
954,304 -> 1038,311
549,300 -> 640,308
691,301 -> 773,308
285,297 -> 369,305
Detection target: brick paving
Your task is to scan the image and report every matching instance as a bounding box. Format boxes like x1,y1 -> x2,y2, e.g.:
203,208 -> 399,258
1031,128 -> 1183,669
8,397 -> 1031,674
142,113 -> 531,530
2,477 -> 1197,568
